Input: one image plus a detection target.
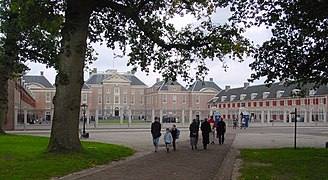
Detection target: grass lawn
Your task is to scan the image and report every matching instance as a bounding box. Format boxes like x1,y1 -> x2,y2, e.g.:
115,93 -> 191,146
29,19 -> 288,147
240,148 -> 328,180
0,134 -> 134,179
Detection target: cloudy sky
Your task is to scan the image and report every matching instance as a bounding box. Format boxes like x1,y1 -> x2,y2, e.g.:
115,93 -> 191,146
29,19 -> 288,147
26,7 -> 272,89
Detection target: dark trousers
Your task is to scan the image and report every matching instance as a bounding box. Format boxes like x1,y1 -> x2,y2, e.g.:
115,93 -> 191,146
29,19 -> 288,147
172,137 -> 176,150
218,133 -> 225,144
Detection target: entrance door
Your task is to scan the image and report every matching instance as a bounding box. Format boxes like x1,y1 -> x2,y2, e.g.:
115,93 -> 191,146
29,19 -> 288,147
114,107 -> 119,117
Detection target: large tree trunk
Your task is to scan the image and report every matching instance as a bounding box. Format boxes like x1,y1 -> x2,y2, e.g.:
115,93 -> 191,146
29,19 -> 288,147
0,77 -> 8,134
47,0 -> 93,153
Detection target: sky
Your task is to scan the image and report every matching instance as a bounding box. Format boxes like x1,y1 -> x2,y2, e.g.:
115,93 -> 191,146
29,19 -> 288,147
26,7 -> 272,89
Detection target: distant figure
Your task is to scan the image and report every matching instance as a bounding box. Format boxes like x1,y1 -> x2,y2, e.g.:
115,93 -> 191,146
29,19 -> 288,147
170,124 -> 180,151
164,128 -> 173,153
207,116 -> 216,144
151,117 -> 161,152
189,119 -> 199,150
216,118 -> 226,145
201,118 -> 212,150
233,119 -> 238,129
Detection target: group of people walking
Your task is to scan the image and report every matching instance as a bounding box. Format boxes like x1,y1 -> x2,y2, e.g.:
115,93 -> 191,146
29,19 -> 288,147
190,116 -> 226,150
150,116 -> 226,152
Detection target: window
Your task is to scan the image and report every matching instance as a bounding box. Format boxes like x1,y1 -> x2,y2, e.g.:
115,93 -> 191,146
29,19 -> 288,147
46,93 -> 51,102
319,98 -> 324,104
196,96 -> 200,104
173,86 -> 177,91
106,97 -> 111,104
182,96 -> 186,104
114,96 -> 119,104
98,97 -> 102,104
98,88 -> 102,94
163,95 -> 167,103
106,88 -> 110,93
173,95 -> 177,103
139,90 -> 144,94
301,99 -> 305,105
123,97 -> 127,104
114,88 -> 119,94
82,94 -> 87,103
140,97 -> 144,105
131,89 -> 135,94
292,99 -> 296,105
319,108 -> 324,121
131,97 -> 135,105
123,89 -> 128,94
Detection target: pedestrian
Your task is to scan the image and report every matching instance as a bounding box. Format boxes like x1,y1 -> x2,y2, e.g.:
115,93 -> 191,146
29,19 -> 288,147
201,118 -> 211,150
216,117 -> 226,145
170,124 -> 180,151
151,117 -> 161,152
233,118 -> 237,129
189,119 -> 199,150
164,128 -> 173,153
207,116 -> 216,144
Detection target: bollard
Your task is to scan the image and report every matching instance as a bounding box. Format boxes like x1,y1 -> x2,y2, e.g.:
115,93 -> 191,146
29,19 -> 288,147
326,142 -> 328,148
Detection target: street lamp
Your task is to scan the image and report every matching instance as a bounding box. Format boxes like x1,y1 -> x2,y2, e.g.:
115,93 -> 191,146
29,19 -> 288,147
81,103 -> 89,138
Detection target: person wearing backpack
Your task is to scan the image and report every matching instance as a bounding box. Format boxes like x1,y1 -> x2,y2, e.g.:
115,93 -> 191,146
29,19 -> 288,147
170,124 -> 180,151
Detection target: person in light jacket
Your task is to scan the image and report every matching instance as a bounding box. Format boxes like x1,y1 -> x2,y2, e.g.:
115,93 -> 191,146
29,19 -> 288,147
164,128 -> 173,153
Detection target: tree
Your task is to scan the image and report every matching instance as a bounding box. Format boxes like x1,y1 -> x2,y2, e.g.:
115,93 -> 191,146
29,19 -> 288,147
230,0 -> 328,87
12,0 -> 251,152
0,0 -> 61,134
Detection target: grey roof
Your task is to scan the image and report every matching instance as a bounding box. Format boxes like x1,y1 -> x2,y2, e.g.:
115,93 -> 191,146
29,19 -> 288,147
82,83 -> 91,90
210,82 -> 328,103
85,74 -> 146,86
23,75 -> 54,88
152,81 -> 188,91
189,80 -> 222,92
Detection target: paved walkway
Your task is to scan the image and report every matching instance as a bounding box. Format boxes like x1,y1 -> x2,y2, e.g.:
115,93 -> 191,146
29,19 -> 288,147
59,133 -> 237,180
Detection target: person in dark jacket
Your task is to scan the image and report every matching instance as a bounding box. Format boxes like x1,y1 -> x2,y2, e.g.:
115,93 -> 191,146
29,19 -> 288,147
170,124 -> 180,151
216,117 -> 226,145
201,118 -> 212,150
151,117 -> 161,152
189,119 -> 199,150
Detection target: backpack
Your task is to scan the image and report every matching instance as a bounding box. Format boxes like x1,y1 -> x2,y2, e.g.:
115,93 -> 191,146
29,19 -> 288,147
176,129 -> 180,139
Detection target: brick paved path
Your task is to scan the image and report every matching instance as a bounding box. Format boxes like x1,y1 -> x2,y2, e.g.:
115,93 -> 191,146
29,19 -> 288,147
60,133 -> 236,180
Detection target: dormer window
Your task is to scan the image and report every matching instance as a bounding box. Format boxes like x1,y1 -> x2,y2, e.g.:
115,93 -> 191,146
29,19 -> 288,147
240,94 -> 246,101
230,95 -> 236,101
263,92 -> 270,99
276,91 -> 284,98
221,96 -> 227,102
309,89 -> 317,96
251,93 -> 258,100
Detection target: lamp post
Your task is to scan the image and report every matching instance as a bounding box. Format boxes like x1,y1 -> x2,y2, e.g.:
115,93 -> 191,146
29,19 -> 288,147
291,89 -> 301,149
81,103 -> 89,138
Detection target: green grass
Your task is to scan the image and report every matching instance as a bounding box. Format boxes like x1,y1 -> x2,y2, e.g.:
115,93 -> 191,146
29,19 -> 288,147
240,148 -> 328,180
98,119 -> 151,124
0,134 -> 134,179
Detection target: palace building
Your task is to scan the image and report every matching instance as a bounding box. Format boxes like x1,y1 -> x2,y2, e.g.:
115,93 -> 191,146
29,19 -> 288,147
208,82 -> 328,124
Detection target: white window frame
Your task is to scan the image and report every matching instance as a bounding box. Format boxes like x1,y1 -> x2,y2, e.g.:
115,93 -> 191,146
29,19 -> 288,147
106,97 -> 110,104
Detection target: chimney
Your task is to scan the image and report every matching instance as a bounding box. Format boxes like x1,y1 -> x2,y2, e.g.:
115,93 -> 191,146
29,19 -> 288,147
209,78 -> 213,82
93,68 -> 97,73
40,71 -> 44,76
156,78 -> 160,83
244,82 -> 250,89
225,85 -> 230,91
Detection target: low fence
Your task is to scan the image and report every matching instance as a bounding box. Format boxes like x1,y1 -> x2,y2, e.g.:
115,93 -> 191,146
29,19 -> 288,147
12,108 -> 328,131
